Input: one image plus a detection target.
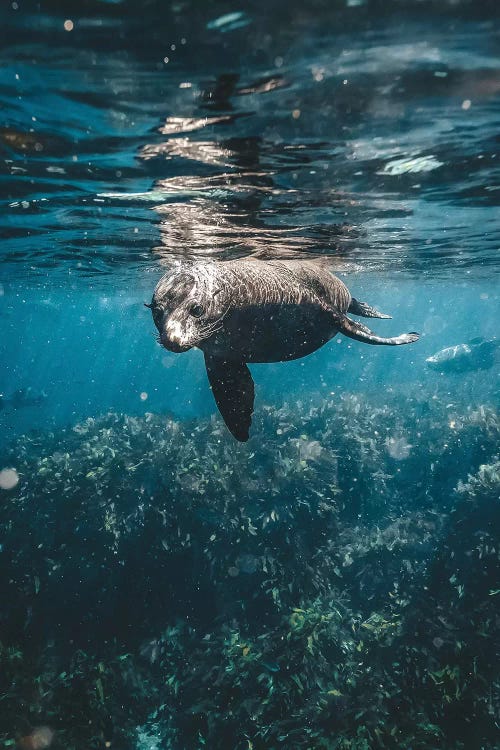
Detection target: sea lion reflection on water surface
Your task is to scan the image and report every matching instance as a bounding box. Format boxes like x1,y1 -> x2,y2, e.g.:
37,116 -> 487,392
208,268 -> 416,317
149,260 -> 419,441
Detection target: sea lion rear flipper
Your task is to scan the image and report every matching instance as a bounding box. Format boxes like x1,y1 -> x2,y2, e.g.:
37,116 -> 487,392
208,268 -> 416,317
332,310 -> 419,346
348,298 -> 392,319
204,354 -> 255,442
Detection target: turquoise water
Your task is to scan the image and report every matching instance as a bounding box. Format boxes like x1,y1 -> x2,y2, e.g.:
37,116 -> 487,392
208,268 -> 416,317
0,1 -> 499,748
1,277 -> 498,440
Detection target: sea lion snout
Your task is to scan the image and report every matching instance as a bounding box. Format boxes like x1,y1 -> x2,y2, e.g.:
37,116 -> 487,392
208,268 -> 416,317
160,317 -> 193,352
160,333 -> 190,353
153,268 -> 222,353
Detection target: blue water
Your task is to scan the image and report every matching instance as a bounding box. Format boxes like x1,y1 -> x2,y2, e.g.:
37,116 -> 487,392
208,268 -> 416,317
0,1 -> 499,749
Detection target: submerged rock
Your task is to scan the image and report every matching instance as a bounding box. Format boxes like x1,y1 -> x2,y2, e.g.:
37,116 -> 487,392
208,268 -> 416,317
426,337 -> 499,373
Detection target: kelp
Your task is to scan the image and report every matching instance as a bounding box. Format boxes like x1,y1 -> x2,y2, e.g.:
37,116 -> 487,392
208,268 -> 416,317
0,393 -> 498,749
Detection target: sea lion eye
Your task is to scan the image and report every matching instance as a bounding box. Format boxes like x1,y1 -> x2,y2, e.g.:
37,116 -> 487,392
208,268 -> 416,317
189,304 -> 204,318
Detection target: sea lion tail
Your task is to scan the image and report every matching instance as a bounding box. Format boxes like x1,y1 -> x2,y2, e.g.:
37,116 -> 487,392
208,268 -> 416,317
335,312 -> 419,346
348,298 -> 392,319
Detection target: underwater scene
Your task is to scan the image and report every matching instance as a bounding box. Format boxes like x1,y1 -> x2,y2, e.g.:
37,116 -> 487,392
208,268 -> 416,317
0,1 -> 499,748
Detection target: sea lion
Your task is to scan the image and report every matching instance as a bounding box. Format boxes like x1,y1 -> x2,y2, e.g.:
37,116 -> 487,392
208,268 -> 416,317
149,259 -> 419,441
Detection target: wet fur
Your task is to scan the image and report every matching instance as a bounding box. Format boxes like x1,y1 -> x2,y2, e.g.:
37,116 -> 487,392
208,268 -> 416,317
150,259 -> 419,440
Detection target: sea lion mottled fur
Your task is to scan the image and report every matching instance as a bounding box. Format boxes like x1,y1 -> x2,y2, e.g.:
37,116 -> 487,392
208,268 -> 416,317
149,259 -> 419,441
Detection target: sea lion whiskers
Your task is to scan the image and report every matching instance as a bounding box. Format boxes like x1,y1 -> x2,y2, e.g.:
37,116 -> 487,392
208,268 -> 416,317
192,298 -> 231,341
196,317 -> 225,339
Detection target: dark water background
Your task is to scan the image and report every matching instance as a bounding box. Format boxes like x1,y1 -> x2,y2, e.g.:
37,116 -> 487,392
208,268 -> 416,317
0,1 -> 499,749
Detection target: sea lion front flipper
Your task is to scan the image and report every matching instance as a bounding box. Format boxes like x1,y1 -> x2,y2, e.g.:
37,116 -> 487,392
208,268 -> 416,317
204,353 -> 255,442
332,310 -> 419,346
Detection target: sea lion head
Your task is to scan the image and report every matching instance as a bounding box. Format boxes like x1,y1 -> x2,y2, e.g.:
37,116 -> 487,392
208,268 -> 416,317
150,263 -> 226,353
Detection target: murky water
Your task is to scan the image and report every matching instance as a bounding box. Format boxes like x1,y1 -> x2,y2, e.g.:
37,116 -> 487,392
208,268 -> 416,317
0,1 -> 499,748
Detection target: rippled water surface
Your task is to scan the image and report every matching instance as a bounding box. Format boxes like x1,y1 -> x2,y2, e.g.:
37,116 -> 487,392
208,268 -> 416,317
1,0 -> 499,280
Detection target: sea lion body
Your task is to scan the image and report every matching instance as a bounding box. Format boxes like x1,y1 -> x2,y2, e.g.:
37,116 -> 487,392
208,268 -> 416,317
150,259 -> 419,441
206,302 -> 334,362
196,260 -> 351,362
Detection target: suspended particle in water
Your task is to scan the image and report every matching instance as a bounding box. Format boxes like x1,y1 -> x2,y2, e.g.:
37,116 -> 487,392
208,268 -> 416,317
385,436 -> 412,460
312,66 -> 325,82
161,355 -> 175,369
0,468 -> 19,490
18,726 -> 54,750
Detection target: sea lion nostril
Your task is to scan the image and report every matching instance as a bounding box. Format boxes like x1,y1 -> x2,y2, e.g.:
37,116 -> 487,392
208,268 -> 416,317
160,333 -> 188,353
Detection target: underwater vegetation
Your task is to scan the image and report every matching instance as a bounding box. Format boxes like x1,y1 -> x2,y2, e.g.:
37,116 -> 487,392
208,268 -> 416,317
0,393 -> 498,749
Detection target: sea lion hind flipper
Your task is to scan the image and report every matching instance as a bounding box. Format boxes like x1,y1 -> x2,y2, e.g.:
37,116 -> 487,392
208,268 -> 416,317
333,311 -> 419,346
348,298 -> 392,319
204,354 -> 255,442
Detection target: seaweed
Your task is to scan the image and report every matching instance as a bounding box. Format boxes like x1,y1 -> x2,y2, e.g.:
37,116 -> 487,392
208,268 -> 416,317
0,393 -> 498,749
